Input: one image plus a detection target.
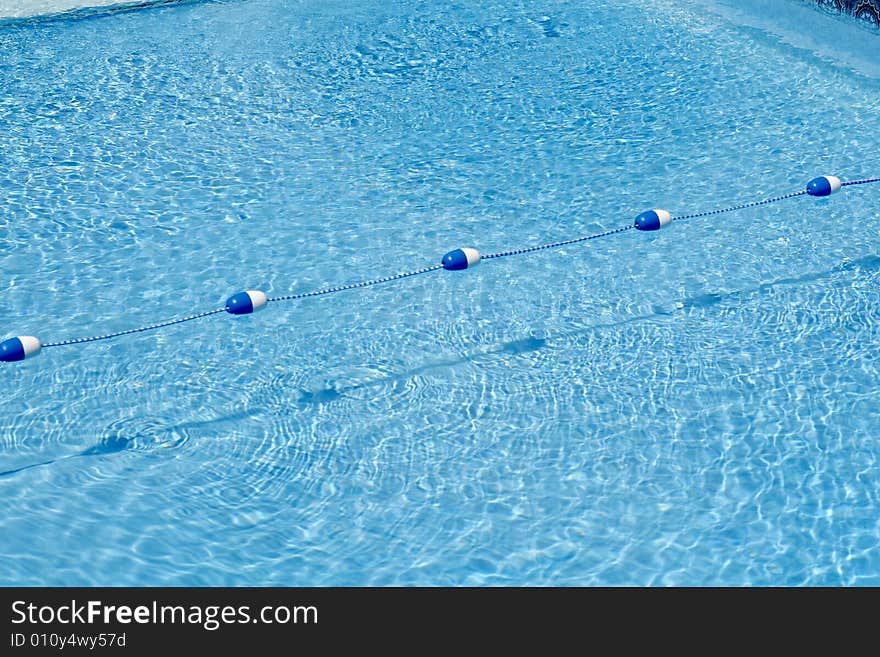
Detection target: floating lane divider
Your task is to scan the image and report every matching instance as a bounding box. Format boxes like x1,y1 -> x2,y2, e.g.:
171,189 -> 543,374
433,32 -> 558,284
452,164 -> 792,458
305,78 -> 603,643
2,175 -> 878,364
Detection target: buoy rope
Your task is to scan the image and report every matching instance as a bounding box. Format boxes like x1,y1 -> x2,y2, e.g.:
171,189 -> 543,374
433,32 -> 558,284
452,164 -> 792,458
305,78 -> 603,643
266,264 -> 444,303
481,225 -> 635,260
842,177 -> 880,186
5,175 -> 879,360
42,308 -> 227,348
40,266 -> 447,349
671,190 -> 807,222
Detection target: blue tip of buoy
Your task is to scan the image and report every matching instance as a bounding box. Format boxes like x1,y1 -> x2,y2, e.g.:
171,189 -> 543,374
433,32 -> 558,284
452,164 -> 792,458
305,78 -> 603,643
0,338 -> 25,362
0,336 -> 41,362
441,247 -> 481,271
634,209 -> 672,231
225,290 -> 268,315
806,175 -> 842,197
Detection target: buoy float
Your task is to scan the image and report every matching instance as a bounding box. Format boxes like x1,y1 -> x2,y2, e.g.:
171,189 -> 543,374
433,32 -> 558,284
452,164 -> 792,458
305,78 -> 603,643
0,336 -> 42,362
634,209 -> 672,231
225,290 -> 268,315
442,247 -> 481,271
806,175 -> 842,197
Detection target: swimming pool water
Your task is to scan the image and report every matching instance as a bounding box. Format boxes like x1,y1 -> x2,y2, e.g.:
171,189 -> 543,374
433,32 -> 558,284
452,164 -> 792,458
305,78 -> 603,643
1,0 -> 879,586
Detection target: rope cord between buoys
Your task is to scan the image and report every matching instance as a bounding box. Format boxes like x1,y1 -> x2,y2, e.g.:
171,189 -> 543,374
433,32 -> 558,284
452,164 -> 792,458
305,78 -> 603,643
6,175 -> 876,358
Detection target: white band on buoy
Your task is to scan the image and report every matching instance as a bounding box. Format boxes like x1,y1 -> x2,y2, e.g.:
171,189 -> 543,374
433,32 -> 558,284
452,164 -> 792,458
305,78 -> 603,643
245,290 -> 268,312
461,247 -> 481,267
654,209 -> 672,228
19,336 -> 42,358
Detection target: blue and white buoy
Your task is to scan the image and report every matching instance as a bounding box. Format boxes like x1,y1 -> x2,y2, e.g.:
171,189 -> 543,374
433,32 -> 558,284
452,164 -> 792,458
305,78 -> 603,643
225,290 -> 268,315
442,247 -> 481,271
0,336 -> 42,362
806,175 -> 842,197
634,209 -> 672,231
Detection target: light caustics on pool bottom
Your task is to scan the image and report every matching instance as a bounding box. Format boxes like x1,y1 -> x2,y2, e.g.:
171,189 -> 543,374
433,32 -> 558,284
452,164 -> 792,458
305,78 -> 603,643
1,0 -> 880,586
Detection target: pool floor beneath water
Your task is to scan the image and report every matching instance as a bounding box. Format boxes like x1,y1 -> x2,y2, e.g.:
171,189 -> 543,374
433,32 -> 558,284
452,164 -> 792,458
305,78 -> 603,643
1,0 -> 879,585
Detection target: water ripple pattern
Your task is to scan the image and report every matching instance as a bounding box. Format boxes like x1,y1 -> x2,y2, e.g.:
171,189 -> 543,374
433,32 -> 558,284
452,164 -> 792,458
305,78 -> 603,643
1,0 -> 880,586
0,0 -> 199,21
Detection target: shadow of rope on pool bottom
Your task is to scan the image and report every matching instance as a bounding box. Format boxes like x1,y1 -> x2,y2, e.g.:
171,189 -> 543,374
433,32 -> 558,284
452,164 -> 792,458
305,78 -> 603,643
2,253 -> 877,478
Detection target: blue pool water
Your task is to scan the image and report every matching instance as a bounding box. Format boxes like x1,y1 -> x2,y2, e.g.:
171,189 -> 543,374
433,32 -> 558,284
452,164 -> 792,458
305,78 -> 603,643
2,0 -> 880,586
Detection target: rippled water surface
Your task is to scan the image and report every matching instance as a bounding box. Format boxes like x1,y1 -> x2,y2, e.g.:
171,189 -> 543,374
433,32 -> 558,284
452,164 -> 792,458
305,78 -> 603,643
1,0 -> 880,585
0,0 -> 173,19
